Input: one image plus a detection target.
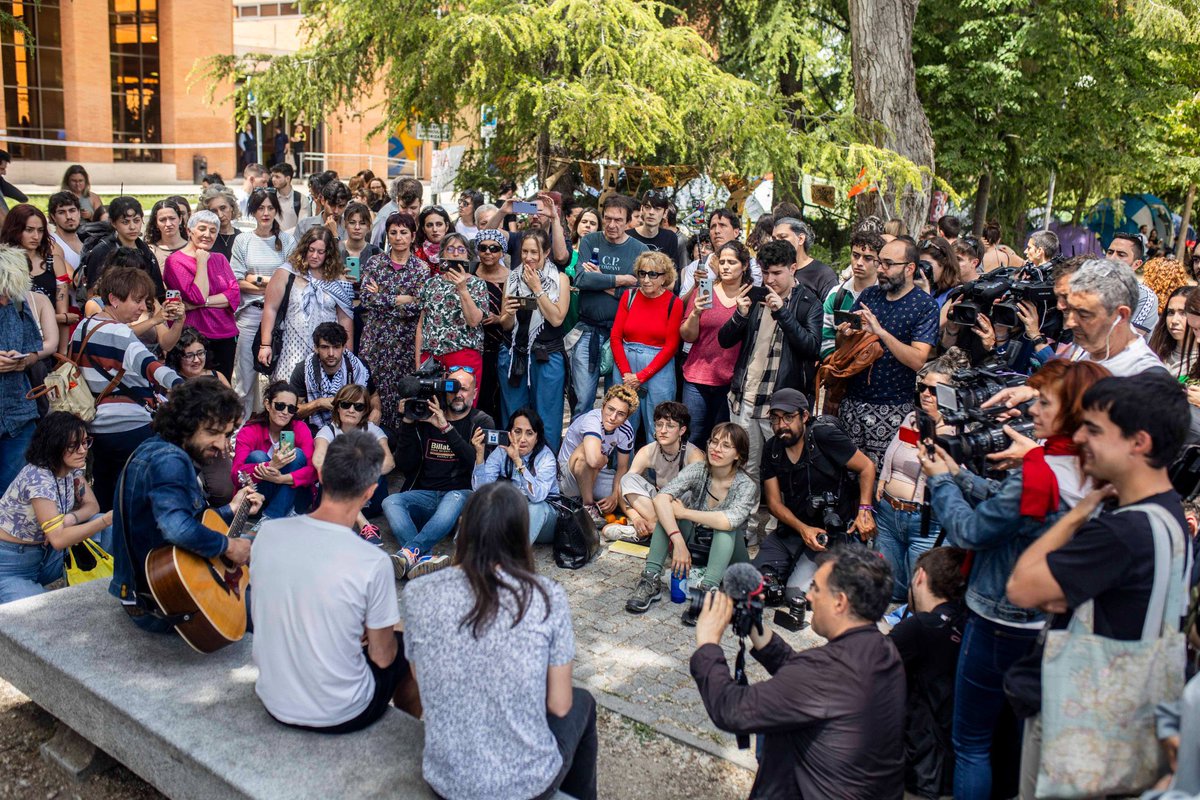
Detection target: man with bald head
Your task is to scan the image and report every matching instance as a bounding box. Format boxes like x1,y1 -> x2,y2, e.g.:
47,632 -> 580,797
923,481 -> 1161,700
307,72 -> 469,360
383,367 -> 495,579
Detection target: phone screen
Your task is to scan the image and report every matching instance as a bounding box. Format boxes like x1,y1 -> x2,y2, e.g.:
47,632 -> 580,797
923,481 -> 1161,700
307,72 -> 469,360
834,310 -> 862,329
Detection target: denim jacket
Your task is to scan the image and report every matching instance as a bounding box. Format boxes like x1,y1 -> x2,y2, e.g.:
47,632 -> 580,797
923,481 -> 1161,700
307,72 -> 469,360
928,468 -> 1059,625
109,436 -> 234,608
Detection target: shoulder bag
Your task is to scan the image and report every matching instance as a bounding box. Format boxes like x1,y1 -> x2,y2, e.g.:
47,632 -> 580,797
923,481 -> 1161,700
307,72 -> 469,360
26,318 -> 124,422
548,494 -> 599,570
251,272 -> 296,376
814,327 -> 883,416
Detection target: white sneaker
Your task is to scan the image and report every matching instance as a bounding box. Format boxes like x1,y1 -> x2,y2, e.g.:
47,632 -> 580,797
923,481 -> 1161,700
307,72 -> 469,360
407,553 -> 450,579
602,523 -> 644,543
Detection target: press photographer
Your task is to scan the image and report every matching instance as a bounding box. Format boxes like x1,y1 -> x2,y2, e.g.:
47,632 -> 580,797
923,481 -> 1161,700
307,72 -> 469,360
750,389 -> 877,611
918,359 -> 1110,798
690,548 -> 905,799
382,366 -> 494,579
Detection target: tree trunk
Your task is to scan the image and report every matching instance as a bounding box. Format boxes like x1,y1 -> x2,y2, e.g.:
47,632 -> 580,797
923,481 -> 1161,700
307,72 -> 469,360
535,127 -> 551,187
848,0 -> 935,233
972,171 -> 991,235
1177,183 -> 1196,262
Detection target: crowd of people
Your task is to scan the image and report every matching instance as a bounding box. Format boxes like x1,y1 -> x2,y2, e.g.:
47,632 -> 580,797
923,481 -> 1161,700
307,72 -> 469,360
1,158 -> 1200,800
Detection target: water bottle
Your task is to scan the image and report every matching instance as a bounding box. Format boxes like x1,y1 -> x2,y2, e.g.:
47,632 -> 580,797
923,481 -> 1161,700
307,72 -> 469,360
670,573 -> 687,603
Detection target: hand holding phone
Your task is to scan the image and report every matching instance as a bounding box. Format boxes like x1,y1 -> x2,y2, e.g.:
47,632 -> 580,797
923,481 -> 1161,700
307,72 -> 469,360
834,310 -> 862,330
165,289 -> 181,302
512,201 -> 539,215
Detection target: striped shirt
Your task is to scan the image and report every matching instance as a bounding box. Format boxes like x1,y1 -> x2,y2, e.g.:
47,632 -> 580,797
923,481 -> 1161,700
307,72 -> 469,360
229,231 -> 296,282
68,317 -> 182,435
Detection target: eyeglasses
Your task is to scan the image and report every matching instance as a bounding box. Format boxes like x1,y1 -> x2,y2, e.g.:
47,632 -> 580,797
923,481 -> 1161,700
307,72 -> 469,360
636,270 -> 666,279
477,244 -> 503,253
768,411 -> 801,424
917,383 -> 940,395
182,351 -> 206,362
451,366 -> 476,374
271,401 -> 298,414
878,258 -> 912,269
68,436 -> 95,453
458,198 -> 472,206
443,245 -> 469,255
338,401 -> 367,412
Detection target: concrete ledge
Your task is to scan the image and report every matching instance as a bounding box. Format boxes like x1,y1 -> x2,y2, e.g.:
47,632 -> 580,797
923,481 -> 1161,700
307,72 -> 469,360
0,581 -> 435,799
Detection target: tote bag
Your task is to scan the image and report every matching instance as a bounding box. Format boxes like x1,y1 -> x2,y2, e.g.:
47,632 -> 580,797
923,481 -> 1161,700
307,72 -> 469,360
1037,503 -> 1189,798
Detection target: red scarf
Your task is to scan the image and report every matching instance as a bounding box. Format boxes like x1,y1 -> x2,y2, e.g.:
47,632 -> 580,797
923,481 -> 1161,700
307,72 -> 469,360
1019,435 -> 1077,520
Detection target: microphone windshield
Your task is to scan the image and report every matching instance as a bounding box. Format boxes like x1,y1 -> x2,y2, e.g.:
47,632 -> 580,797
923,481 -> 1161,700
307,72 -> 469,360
722,562 -> 764,601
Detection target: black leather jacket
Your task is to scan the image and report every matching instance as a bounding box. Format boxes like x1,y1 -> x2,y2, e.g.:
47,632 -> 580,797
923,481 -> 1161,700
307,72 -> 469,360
718,284 -> 824,397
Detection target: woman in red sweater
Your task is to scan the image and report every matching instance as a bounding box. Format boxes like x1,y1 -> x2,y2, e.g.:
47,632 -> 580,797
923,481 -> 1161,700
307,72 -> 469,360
612,251 -> 684,437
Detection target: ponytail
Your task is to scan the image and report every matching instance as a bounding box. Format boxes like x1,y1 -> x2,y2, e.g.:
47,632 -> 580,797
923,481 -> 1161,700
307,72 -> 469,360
271,218 -> 282,252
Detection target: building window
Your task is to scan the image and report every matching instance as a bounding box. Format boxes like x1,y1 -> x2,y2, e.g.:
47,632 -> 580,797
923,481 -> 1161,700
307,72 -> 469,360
0,0 -> 66,160
109,0 -> 160,162
235,3 -> 302,19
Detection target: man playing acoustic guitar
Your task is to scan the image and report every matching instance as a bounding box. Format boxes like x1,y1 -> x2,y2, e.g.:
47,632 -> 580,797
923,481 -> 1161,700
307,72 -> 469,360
110,377 -> 264,633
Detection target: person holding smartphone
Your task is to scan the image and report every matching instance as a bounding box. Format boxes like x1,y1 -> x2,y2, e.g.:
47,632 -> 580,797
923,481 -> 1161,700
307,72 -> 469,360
415,232 -> 488,381
819,228 -> 882,358
338,202 -> 381,282
470,407 -> 560,544
232,380 -> 317,520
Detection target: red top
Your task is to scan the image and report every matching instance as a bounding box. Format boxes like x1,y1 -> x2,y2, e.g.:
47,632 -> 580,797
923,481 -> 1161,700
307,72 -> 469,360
612,289 -> 684,383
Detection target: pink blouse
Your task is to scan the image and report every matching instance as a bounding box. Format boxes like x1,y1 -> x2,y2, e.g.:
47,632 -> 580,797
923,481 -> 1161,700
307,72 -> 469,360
682,290 -> 741,386
164,250 -> 241,339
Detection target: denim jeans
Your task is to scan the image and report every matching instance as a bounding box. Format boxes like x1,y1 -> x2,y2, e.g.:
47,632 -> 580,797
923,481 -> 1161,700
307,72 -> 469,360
680,382 -> 730,447
497,346 -> 568,454
382,489 -> 470,554
0,419 -> 35,496
245,449 -> 311,519
873,498 -> 940,602
529,501 -> 557,545
614,341 -> 675,439
569,325 -> 612,420
0,539 -> 65,604
952,612 -> 1039,800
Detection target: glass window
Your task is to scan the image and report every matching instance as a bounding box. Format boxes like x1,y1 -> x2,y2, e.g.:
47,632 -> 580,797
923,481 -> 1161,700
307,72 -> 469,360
0,0 -> 66,159
109,0 -> 160,162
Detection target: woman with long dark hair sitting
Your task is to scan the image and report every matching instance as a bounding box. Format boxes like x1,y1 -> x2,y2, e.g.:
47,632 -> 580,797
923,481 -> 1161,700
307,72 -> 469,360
232,380 -> 316,519
403,482 -> 597,800
470,407 -> 559,544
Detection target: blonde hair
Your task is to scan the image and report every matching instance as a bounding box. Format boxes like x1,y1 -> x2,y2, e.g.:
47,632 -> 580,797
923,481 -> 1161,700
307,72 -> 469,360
633,250 -> 676,288
0,244 -> 32,300
603,384 -> 640,416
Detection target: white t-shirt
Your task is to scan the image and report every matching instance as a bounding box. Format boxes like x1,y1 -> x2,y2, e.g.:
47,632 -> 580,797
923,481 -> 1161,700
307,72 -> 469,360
250,515 -> 400,727
51,232 -> 81,272
557,408 -> 635,466
1068,334 -> 1164,377
315,421 -> 387,443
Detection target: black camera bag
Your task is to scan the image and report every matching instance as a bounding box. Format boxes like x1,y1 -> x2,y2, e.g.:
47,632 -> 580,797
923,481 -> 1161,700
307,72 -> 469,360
548,494 -> 599,569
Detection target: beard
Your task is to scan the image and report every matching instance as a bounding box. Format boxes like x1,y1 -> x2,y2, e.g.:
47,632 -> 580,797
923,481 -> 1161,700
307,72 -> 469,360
878,273 -> 902,292
450,398 -> 468,414
775,428 -> 801,445
184,440 -> 222,466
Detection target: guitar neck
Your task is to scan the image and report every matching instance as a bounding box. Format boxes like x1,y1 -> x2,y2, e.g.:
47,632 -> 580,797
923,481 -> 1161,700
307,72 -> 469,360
227,498 -> 253,539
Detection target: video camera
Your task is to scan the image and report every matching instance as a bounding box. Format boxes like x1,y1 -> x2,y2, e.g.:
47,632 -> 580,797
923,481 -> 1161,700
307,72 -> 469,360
929,366 -> 1035,475
397,360 -> 462,421
685,562 -> 765,639
946,265 -> 1058,334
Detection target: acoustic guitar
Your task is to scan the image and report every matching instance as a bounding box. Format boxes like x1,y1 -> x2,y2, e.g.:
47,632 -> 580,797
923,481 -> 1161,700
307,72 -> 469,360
144,478 -> 255,654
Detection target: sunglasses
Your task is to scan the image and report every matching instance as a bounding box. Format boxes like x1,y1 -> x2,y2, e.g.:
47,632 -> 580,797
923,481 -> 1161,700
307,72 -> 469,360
917,383 -> 939,395
636,270 -> 666,279
338,401 -> 367,412
272,401 -> 298,414
452,366 -> 477,374
477,244 -> 503,254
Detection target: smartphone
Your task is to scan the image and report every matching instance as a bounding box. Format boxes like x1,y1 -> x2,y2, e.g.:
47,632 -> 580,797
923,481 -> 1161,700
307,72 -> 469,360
165,289 -> 181,302
516,295 -> 540,312
834,310 -> 862,329
697,276 -> 712,298
485,429 -> 511,447
748,286 -> 771,305
512,201 -> 539,215
280,431 -> 295,449
345,256 -> 360,280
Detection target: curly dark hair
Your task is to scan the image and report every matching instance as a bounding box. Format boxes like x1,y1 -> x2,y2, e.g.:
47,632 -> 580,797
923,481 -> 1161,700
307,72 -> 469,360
25,412 -> 90,473
165,326 -> 211,373
153,376 -> 242,447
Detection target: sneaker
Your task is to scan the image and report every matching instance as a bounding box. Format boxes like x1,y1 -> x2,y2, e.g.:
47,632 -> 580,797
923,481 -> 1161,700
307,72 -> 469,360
602,522 -> 645,543
391,546 -> 419,580
358,523 -> 383,547
625,573 -> 662,614
584,503 -> 606,530
407,553 -> 450,579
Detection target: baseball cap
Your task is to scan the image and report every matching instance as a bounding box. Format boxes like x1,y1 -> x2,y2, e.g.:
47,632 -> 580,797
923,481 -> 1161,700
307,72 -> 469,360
768,388 -> 809,414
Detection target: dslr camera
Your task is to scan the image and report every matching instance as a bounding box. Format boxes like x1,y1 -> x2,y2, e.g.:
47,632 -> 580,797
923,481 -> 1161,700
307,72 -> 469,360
397,360 -> 461,421
807,492 -> 848,548
932,367 -> 1035,475
686,563 -> 765,638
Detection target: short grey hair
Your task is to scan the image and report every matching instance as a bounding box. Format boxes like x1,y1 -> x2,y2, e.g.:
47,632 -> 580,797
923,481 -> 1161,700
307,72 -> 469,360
187,209 -> 221,232
774,216 -> 814,253
1028,230 -> 1059,260
200,185 -> 240,220
1068,258 -> 1139,316
320,430 -> 383,500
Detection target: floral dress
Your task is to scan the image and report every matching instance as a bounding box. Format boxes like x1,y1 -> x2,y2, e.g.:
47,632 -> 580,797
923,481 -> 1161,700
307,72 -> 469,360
360,252 -> 431,431
418,272 -> 488,357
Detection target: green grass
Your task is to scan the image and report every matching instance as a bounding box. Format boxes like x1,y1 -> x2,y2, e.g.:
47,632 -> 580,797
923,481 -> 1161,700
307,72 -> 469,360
630,720 -> 657,744
22,194 -> 182,216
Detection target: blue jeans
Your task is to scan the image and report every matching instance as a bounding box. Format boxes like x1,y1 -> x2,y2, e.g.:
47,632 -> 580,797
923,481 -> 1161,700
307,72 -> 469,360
529,501 -> 557,545
874,497 -> 940,602
498,346 -> 568,454
614,341 -> 675,439
0,540 -> 65,604
245,450 -> 311,519
382,489 -> 470,554
569,325 -> 612,420
680,382 -> 730,447
952,612 -> 1039,800
0,419 -> 35,496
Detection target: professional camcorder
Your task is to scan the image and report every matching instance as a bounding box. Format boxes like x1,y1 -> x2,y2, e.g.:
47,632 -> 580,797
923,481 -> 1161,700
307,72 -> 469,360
946,265 -> 1058,335
397,361 -> 461,421
929,367 -> 1035,475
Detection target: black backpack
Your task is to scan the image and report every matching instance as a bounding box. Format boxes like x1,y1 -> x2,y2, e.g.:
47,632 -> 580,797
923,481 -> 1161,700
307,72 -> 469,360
548,495 -> 599,569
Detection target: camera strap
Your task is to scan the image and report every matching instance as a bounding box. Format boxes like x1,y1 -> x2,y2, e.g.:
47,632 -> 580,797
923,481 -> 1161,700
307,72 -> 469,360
734,638 -> 750,750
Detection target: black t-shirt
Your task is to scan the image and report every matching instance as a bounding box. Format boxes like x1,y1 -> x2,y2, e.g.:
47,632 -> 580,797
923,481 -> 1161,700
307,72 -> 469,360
399,408 -> 495,492
1047,490 -> 1188,640
761,420 -> 858,530
890,601 -> 965,689
628,227 -> 680,263
795,258 -> 839,301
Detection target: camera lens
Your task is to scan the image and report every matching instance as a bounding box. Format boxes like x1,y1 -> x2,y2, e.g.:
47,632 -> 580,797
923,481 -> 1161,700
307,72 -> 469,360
815,532 -> 828,547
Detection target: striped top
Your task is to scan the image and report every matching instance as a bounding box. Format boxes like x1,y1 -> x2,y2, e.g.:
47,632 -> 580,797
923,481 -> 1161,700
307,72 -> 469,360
68,317 -> 183,435
230,231 -> 295,281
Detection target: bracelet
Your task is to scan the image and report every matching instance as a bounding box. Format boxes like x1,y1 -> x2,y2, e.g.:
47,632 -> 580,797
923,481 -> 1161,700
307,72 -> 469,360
259,343 -> 272,349
859,504 -> 874,512
668,530 -> 683,540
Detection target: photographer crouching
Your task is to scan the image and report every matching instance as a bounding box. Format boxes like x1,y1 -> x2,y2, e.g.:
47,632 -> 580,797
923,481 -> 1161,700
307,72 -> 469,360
690,549 -> 904,798
916,359 -> 1110,799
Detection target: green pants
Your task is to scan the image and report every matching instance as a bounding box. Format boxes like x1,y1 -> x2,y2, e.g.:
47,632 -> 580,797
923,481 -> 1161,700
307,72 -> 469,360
645,519 -> 749,590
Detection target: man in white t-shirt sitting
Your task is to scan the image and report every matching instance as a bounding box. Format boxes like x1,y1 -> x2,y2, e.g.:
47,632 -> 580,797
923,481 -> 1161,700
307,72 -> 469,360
558,384 -> 638,529
251,431 -> 419,733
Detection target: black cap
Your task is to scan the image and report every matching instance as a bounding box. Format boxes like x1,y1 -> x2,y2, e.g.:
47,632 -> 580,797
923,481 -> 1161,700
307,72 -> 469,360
768,388 -> 809,414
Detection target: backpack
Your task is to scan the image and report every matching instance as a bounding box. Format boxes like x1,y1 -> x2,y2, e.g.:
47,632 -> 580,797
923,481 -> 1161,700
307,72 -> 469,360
26,319 -> 124,422
815,328 -> 884,416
